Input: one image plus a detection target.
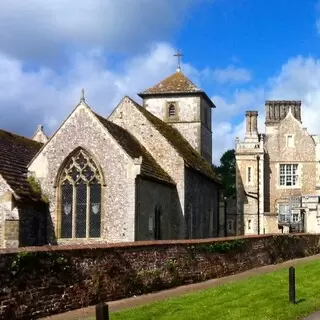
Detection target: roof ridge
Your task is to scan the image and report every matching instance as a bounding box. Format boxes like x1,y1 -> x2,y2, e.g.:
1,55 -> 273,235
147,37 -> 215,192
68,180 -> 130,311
0,128 -> 43,146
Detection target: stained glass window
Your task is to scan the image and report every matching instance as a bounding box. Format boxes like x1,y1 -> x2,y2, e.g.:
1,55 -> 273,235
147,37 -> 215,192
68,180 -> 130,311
59,149 -> 102,239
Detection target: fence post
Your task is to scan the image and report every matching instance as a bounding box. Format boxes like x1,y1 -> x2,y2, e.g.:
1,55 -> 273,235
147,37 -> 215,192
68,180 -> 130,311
289,266 -> 296,304
96,302 -> 109,320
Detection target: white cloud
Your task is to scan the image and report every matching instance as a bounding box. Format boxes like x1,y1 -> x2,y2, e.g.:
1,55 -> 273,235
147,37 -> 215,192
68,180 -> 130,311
0,0 -> 197,63
267,56 -> 320,136
211,87 -> 264,121
2,0 -> 320,169
212,55 -> 320,164
0,42 -> 191,135
204,65 -> 252,84
4,45 -> 320,167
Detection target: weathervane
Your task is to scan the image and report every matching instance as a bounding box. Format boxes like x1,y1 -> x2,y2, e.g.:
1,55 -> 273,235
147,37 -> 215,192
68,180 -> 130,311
174,49 -> 184,72
80,88 -> 85,102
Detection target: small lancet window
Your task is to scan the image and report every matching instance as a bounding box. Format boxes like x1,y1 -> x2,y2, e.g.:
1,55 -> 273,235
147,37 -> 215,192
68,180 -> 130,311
59,149 -> 102,239
168,103 -> 176,117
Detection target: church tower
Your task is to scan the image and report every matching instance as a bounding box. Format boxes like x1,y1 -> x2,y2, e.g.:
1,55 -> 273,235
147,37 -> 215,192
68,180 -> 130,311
138,67 -> 216,164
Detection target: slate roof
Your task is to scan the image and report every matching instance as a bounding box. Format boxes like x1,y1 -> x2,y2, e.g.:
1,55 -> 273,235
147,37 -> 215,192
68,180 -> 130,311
127,98 -> 220,184
0,129 -> 43,200
93,112 -> 175,185
138,71 -> 216,108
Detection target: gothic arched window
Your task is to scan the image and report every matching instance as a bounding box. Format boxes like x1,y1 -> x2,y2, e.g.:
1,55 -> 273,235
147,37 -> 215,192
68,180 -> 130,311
59,149 -> 102,239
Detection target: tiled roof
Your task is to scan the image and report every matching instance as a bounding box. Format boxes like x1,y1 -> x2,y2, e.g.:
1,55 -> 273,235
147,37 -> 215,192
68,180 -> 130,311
93,112 -> 175,185
127,98 -> 220,184
139,71 -> 202,95
0,129 -> 43,200
138,71 -> 216,108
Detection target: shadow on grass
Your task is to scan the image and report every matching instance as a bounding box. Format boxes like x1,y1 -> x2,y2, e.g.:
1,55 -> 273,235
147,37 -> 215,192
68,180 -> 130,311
296,298 -> 306,304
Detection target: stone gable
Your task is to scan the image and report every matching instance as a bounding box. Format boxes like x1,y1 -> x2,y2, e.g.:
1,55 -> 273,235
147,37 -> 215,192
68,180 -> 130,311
108,97 -> 186,219
265,110 -> 317,216
28,102 -> 140,244
109,97 -> 220,238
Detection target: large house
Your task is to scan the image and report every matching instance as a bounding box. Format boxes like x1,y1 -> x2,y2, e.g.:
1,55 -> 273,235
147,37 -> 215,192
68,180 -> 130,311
235,101 -> 320,235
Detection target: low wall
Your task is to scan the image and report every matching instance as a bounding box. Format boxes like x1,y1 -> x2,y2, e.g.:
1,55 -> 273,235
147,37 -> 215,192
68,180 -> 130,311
1,234 -> 320,319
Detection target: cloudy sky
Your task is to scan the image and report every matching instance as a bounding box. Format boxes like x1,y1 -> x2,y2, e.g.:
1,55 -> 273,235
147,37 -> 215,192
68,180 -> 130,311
1,0 -> 320,164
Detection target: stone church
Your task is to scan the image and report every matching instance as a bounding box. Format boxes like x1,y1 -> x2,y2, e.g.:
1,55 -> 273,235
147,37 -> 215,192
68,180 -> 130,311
235,101 -> 320,235
0,70 -> 221,248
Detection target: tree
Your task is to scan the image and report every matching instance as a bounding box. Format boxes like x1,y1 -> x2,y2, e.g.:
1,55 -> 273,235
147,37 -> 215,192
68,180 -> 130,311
216,149 -> 236,198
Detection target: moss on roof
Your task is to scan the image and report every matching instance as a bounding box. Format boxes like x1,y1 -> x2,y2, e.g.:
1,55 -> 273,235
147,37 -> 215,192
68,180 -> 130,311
0,129 -> 44,200
138,71 -> 216,108
127,99 -> 220,184
93,112 -> 175,185
139,71 -> 202,95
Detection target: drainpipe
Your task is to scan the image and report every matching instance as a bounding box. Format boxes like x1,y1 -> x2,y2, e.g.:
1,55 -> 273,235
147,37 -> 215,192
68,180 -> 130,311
257,155 -> 260,235
224,196 -> 227,236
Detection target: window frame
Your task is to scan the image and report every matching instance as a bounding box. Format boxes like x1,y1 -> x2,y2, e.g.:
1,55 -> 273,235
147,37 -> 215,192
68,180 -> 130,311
166,101 -> 178,120
286,134 -> 295,148
278,204 -> 290,223
58,149 -> 103,240
279,164 -> 299,187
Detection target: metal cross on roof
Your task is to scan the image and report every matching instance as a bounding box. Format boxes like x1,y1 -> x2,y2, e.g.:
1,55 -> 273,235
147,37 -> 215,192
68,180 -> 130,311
174,49 -> 184,72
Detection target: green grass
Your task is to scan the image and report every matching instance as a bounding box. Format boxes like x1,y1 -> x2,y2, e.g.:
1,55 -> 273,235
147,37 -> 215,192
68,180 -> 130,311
91,260 -> 320,320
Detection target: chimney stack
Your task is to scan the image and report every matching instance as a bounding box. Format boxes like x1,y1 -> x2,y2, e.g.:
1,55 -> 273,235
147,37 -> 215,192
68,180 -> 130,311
265,100 -> 301,126
245,111 -> 258,136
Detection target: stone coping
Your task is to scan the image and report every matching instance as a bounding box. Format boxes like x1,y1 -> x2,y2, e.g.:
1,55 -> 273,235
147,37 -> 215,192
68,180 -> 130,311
0,233 -> 314,255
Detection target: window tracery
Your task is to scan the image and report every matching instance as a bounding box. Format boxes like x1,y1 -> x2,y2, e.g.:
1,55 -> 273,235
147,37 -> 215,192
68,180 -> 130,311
59,149 -> 102,239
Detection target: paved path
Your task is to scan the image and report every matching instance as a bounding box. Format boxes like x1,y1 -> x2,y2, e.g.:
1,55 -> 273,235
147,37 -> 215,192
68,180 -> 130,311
303,311 -> 320,320
41,254 -> 320,320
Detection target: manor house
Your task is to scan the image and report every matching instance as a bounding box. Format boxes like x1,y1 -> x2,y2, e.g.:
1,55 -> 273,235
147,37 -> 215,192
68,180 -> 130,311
235,101 -> 320,235
0,69 -> 221,248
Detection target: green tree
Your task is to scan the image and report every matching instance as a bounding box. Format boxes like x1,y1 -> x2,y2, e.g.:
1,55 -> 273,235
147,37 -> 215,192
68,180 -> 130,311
216,149 -> 236,198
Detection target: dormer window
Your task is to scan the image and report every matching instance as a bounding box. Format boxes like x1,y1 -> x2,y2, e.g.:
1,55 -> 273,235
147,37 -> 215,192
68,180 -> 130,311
168,103 -> 175,117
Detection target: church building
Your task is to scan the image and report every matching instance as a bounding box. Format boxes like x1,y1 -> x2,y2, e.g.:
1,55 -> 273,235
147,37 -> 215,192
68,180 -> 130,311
0,68 -> 221,248
235,101 -> 320,235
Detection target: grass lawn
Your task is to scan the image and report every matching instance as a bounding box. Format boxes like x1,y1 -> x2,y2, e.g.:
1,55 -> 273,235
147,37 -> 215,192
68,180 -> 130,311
91,260 -> 320,320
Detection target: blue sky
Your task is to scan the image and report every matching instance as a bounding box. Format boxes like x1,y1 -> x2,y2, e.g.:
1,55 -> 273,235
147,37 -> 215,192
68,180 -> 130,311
1,0 -> 320,164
